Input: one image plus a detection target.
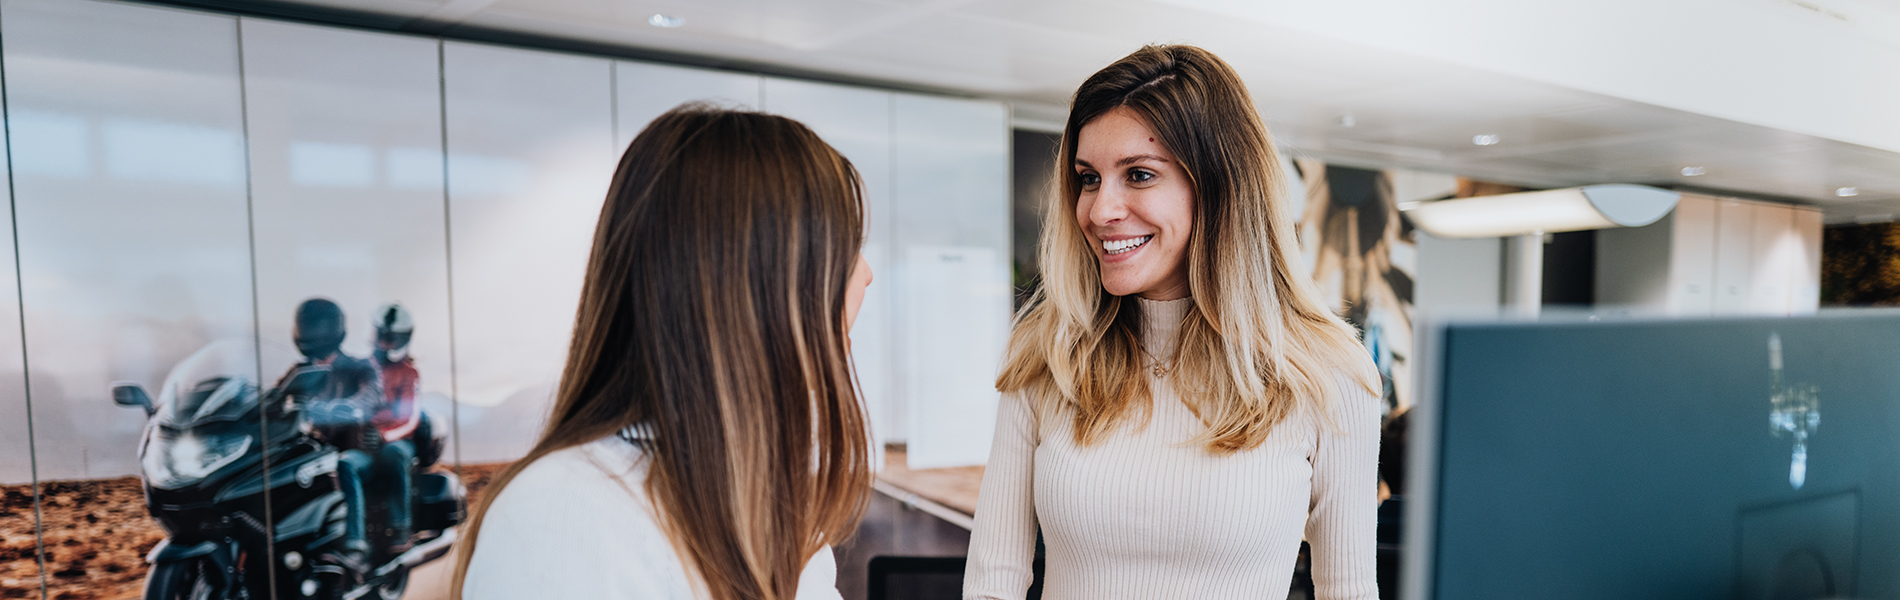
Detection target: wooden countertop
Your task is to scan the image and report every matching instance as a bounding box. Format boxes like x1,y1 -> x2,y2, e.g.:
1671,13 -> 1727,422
875,448 -> 984,528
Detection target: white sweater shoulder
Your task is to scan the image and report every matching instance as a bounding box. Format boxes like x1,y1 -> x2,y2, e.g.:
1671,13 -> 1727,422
463,437 -> 844,600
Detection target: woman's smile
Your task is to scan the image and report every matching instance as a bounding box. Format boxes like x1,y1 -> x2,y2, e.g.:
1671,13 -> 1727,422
1101,234 -> 1154,258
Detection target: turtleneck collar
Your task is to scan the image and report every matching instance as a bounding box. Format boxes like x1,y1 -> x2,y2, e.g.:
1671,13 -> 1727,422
1134,296 -> 1192,361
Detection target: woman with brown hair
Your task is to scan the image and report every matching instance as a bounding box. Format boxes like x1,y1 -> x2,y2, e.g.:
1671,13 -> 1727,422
452,106 -> 875,600
963,45 -> 1381,599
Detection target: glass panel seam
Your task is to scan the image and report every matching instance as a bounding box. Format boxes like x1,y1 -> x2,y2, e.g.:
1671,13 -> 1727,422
0,3 -> 47,597
233,17 -> 279,600
437,38 -> 462,474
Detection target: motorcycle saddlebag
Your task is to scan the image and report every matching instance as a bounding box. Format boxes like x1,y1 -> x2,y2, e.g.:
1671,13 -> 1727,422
413,411 -> 445,468
414,470 -> 466,532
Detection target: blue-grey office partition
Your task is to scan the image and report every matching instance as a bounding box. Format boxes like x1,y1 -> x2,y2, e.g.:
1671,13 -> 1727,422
1413,313 -> 1900,600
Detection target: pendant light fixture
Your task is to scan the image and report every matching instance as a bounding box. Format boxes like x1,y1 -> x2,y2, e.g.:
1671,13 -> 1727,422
1402,184 -> 1681,239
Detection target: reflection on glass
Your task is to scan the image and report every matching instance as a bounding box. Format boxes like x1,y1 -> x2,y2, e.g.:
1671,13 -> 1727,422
1767,332 -> 1820,489
9,110 -> 88,177
102,118 -> 245,185
287,140 -> 376,187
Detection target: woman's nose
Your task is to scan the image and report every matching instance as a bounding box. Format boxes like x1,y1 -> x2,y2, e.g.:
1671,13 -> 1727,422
1089,186 -> 1129,226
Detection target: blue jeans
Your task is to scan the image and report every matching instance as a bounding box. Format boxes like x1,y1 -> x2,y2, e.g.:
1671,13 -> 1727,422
337,441 -> 414,549
337,449 -> 373,549
378,439 -> 415,536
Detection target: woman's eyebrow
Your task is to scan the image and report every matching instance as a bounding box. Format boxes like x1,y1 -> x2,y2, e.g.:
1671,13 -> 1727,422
1116,154 -> 1169,167
1075,154 -> 1169,169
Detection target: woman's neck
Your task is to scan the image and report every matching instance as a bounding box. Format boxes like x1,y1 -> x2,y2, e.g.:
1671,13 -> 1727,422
1135,296 -> 1192,361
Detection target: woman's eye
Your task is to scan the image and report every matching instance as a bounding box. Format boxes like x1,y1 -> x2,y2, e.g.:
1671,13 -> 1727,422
1078,172 -> 1100,187
1128,169 -> 1155,184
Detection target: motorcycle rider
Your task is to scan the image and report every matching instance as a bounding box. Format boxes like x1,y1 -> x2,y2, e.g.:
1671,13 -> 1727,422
368,303 -> 418,552
282,298 -> 384,569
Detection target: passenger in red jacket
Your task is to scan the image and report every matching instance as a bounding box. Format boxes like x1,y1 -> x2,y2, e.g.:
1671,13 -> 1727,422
372,303 -> 419,442
370,303 -> 418,550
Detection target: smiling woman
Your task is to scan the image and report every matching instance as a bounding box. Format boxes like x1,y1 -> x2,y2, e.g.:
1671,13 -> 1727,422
1072,107 -> 1197,300
964,45 -> 1383,600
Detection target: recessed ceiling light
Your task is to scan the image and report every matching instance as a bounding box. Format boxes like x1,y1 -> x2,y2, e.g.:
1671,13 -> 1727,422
1837,187 -> 1860,197
1681,166 -> 1706,176
1336,114 -> 1356,128
1472,134 -> 1500,146
649,14 -> 685,28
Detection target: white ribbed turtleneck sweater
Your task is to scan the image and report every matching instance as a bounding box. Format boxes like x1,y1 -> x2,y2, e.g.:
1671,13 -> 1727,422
962,297 -> 1380,600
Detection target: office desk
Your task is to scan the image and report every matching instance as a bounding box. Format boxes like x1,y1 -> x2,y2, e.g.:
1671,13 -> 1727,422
875,449 -> 984,530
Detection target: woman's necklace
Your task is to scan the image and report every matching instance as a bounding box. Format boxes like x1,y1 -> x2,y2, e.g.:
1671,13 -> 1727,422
1140,344 -> 1174,378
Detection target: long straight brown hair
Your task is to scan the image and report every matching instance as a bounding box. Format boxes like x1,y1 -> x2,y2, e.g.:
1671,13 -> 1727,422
999,45 -> 1377,453
451,105 -> 874,600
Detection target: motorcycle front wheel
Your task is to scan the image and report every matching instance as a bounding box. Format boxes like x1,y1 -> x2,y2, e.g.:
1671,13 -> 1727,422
371,566 -> 409,600
144,559 -> 215,600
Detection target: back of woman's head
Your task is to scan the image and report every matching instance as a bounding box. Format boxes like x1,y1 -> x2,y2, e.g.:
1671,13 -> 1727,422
453,105 -> 873,600
1002,44 -> 1376,453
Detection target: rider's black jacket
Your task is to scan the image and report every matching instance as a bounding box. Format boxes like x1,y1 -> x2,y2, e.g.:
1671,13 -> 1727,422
281,353 -> 384,453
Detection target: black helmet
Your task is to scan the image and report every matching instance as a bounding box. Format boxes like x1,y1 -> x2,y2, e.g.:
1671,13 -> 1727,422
373,303 -> 414,357
293,298 -> 346,360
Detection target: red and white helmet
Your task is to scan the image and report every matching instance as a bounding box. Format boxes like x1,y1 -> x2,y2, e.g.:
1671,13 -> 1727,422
372,303 -> 414,359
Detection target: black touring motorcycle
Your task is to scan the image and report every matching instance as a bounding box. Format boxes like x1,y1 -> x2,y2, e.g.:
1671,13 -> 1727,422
113,341 -> 464,600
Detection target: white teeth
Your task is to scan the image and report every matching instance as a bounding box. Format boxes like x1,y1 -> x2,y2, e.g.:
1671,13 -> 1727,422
1102,235 -> 1153,255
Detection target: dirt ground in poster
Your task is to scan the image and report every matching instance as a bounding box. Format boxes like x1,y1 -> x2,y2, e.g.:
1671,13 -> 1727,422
0,462 -> 508,600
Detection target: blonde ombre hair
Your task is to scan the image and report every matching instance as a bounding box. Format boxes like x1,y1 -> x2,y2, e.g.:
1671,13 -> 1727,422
998,45 -> 1378,454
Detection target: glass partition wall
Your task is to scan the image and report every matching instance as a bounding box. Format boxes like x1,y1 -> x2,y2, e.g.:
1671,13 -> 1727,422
441,41 -> 617,470
3,1 -> 254,597
0,0 -> 1011,597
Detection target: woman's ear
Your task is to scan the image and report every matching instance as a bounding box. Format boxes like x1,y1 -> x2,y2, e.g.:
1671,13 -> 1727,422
843,253 -> 873,335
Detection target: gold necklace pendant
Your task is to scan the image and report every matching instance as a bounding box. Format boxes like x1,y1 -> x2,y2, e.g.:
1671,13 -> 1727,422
1142,346 -> 1171,377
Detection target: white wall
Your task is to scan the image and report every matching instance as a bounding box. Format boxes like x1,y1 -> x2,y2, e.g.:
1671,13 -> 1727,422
1415,233 -> 1502,314
891,93 -> 1011,469
1596,194 -> 1822,316
1669,196 -> 1719,315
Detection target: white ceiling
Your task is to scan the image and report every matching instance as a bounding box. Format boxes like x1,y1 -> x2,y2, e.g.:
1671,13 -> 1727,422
238,0 -> 1900,222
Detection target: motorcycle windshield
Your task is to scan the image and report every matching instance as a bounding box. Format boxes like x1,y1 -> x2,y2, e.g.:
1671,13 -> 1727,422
154,340 -> 301,428
142,421 -> 253,490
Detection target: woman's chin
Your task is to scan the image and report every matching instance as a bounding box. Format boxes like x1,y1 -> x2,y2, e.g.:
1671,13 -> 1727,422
1098,275 -> 1147,298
